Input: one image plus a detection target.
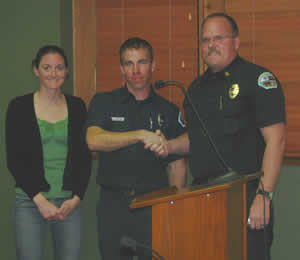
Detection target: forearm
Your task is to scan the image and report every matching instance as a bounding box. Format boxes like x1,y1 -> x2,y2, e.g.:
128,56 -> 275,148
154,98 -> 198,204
260,122 -> 286,191
168,133 -> 190,155
169,158 -> 186,189
261,135 -> 285,191
87,126 -> 144,152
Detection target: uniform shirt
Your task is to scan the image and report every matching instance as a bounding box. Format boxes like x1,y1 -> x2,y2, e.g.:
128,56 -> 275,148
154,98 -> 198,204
184,56 -> 286,181
87,86 -> 185,192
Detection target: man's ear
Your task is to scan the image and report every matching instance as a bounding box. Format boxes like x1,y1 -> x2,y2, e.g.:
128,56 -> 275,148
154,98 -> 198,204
120,64 -> 125,75
234,36 -> 240,51
151,60 -> 156,72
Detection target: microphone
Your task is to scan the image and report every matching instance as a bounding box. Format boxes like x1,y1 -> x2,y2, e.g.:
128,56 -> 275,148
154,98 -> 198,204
120,236 -> 165,260
154,80 -> 246,184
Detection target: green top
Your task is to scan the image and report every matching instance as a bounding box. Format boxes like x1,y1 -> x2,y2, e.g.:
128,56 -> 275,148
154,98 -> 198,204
16,117 -> 72,198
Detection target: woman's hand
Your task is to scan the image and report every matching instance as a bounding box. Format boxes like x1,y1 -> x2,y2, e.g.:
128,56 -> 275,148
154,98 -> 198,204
33,193 -> 59,221
56,195 -> 81,221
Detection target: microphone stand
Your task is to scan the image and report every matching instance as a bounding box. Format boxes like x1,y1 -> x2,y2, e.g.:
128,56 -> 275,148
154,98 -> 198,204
120,236 -> 165,260
155,80 -> 237,180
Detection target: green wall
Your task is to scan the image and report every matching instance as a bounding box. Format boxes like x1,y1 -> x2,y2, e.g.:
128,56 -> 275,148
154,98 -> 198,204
1,1 -> 299,260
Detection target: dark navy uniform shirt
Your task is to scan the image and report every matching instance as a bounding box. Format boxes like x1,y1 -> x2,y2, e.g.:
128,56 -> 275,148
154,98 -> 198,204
184,56 -> 286,181
87,86 -> 185,192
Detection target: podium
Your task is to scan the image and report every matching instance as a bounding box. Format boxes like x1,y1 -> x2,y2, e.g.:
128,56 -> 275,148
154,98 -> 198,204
130,172 -> 261,260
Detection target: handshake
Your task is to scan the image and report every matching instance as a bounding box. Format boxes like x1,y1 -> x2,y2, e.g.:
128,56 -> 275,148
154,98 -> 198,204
141,129 -> 169,158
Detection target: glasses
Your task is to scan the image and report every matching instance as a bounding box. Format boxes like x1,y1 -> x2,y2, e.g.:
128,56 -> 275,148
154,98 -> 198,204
201,35 -> 235,44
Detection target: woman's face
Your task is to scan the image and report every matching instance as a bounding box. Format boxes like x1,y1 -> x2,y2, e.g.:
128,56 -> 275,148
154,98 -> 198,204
33,53 -> 68,90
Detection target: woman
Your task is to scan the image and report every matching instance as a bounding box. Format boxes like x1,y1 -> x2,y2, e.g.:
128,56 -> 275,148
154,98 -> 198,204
5,45 -> 91,260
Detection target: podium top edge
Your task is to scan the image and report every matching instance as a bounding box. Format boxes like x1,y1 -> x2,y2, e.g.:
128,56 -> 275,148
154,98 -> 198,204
130,171 -> 261,209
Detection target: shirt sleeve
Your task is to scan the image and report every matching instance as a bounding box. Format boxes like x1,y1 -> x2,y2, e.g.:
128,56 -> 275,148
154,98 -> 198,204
252,71 -> 286,129
86,93 -> 111,129
164,106 -> 186,164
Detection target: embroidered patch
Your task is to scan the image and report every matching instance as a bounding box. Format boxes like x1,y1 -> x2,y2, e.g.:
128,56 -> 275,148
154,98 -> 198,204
229,84 -> 239,99
111,117 -> 125,122
258,72 -> 277,90
178,111 -> 186,128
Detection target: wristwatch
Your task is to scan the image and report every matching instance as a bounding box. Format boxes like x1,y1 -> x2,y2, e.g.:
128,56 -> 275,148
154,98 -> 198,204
256,188 -> 273,200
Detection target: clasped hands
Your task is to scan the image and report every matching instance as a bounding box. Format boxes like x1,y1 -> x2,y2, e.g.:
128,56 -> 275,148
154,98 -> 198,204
34,194 -> 80,221
142,129 -> 169,158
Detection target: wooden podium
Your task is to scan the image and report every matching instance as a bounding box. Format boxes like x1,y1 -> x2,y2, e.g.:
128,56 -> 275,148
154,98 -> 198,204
130,173 -> 261,260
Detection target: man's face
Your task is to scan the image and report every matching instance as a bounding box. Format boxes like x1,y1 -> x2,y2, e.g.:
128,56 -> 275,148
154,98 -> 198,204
120,48 -> 155,93
201,17 -> 240,72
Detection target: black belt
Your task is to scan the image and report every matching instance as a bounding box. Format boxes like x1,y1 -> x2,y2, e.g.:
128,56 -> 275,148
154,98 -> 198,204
100,184 -> 164,197
100,184 -> 137,196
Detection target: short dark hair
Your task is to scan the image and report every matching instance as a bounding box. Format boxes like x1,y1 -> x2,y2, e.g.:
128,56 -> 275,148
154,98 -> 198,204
32,45 -> 68,69
201,13 -> 239,37
119,37 -> 153,65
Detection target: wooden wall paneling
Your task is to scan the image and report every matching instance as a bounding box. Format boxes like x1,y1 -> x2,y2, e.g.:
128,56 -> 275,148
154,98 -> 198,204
76,0 -> 300,157
226,0 -> 254,61
97,0 -> 124,93
203,0 -> 226,20
73,0 -> 97,105
123,0 -> 172,101
226,0 -> 300,158
253,2 -> 300,156
96,0 -> 201,109
169,0 -> 199,111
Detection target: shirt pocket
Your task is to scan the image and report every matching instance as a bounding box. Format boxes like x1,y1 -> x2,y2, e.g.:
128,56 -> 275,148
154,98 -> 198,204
109,112 -> 131,132
223,96 -> 253,135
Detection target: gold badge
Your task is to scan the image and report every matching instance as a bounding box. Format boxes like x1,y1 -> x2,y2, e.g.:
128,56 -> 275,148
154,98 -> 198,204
229,84 -> 239,99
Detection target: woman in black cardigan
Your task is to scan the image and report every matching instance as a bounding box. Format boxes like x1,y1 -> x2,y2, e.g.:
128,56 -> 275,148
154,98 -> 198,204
6,45 -> 91,260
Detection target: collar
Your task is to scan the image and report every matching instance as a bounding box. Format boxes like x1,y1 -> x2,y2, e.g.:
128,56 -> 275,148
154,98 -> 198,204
203,56 -> 242,80
119,84 -> 157,104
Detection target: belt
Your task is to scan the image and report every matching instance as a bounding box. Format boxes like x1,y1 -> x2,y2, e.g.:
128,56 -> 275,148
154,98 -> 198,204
100,184 -> 138,196
100,184 -> 163,197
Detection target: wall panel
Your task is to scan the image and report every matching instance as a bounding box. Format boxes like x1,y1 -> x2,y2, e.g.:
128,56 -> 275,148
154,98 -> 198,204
226,0 -> 300,157
74,0 -> 300,157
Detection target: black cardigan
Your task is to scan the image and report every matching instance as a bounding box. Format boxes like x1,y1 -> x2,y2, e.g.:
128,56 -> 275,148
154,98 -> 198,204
5,93 -> 91,200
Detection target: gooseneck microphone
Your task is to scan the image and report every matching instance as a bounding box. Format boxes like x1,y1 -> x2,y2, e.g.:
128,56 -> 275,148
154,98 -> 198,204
154,80 -> 246,184
120,236 -> 165,260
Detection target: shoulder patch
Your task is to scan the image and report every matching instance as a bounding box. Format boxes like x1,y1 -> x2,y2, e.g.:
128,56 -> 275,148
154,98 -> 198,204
178,111 -> 186,128
258,72 -> 277,90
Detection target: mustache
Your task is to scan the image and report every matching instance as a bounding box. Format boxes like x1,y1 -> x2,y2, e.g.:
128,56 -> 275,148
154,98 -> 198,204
208,48 -> 221,56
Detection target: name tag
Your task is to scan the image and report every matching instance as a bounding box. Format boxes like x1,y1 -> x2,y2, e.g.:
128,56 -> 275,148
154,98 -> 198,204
111,117 -> 125,122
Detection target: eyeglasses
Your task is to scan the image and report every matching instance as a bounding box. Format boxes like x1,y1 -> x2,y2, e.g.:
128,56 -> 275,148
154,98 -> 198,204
201,35 -> 235,44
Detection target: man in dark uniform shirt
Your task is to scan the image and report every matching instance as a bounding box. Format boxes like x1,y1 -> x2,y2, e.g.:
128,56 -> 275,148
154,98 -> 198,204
150,13 -> 286,260
86,37 -> 186,260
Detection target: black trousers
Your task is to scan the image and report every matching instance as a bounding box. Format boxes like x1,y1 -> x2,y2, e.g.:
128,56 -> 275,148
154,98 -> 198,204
96,188 -> 153,260
246,180 -> 274,260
